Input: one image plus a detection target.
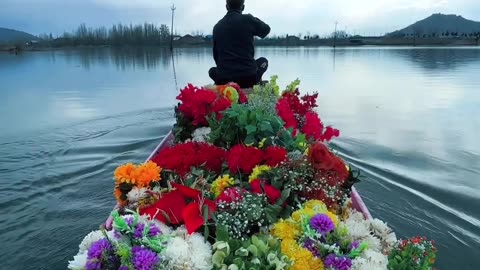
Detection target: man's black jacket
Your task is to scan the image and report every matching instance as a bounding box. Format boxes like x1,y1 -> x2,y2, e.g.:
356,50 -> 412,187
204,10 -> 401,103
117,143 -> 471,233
213,10 -> 270,80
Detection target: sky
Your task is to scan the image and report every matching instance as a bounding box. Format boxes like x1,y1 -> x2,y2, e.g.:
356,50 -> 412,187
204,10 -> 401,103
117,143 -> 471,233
1,0 -> 479,37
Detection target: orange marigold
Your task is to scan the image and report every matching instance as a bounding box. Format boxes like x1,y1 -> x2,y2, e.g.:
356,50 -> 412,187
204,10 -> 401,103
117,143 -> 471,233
114,163 -> 137,185
133,161 -> 161,187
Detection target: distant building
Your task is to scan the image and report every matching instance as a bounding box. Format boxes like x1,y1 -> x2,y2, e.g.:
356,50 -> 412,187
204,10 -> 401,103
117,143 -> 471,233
176,34 -> 205,45
25,40 -> 39,47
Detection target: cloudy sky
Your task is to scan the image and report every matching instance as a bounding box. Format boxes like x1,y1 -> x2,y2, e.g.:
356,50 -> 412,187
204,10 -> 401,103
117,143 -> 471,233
1,0 -> 479,36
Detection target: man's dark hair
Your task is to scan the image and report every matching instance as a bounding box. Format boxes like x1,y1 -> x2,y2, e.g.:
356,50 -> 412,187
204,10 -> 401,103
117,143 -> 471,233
226,0 -> 245,10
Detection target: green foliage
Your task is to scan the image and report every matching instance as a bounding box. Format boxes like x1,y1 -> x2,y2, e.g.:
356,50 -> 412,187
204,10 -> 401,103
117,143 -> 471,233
173,105 -> 197,143
388,238 -> 437,270
207,104 -> 303,151
285,78 -> 301,93
212,234 -> 290,270
46,22 -> 171,47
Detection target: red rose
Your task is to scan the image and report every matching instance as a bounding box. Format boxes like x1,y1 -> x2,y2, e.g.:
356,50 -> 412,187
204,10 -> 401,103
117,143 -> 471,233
264,184 -> 281,204
250,179 -> 281,204
308,142 -> 335,170
332,157 -> 348,181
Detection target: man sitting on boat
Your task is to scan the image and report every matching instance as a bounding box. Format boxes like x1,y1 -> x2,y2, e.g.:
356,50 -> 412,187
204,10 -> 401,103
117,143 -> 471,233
209,0 -> 271,88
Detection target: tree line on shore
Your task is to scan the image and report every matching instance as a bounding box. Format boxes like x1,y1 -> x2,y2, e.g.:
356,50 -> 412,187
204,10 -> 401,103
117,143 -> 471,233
37,23 -> 172,47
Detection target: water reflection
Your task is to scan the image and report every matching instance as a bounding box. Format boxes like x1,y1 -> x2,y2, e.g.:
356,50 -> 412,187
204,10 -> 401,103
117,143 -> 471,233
380,47 -> 480,71
64,47 -> 174,71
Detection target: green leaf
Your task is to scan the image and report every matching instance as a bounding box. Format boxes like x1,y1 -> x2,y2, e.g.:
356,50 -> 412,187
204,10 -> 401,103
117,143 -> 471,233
212,251 -> 227,267
227,265 -> 239,270
216,225 -> 230,242
280,189 -> 291,203
234,247 -> 249,257
226,110 -> 240,118
247,244 -> 259,257
245,125 -> 257,135
244,135 -> 256,146
259,121 -> 274,133
265,204 -> 283,223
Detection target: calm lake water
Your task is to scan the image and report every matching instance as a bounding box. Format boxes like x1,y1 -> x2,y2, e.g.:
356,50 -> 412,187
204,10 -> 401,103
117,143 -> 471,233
1,47 -> 480,269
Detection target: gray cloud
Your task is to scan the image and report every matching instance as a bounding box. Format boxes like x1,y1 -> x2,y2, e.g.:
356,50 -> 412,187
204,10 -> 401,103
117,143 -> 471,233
0,0 -> 478,36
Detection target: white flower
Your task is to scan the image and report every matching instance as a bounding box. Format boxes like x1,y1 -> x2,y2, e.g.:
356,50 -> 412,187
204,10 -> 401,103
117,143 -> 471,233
384,232 -> 398,250
352,250 -> 388,270
364,235 -> 382,252
370,219 -> 391,235
343,220 -> 370,240
68,253 -> 87,270
189,233 -> 213,270
348,211 -> 366,223
78,230 -> 105,253
127,187 -> 148,202
192,127 -> 211,142
163,227 -> 212,270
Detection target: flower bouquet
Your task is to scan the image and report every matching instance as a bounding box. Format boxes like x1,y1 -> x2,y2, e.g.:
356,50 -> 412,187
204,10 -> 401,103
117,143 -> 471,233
70,77 -> 437,270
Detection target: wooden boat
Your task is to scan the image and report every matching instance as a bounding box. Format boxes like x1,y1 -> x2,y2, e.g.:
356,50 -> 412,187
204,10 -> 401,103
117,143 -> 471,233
105,130 -> 372,229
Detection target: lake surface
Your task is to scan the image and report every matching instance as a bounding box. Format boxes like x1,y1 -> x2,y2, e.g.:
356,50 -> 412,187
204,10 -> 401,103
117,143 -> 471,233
1,47 -> 480,269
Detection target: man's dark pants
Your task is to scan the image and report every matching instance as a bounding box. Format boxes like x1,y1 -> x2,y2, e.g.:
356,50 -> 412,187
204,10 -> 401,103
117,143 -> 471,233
209,57 -> 268,88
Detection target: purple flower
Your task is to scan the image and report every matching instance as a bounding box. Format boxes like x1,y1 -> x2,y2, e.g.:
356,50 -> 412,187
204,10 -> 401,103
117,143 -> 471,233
309,214 -> 335,234
134,223 -> 145,239
125,217 -> 134,227
148,224 -> 161,237
86,239 -> 112,270
302,238 -> 320,258
113,229 -> 122,239
85,261 -> 102,270
87,239 -> 111,260
132,246 -> 159,270
324,254 -> 352,270
349,241 -> 360,250
119,266 -> 129,270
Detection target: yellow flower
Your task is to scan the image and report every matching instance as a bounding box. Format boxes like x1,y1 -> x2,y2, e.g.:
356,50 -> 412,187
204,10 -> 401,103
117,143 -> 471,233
304,200 -> 328,215
292,208 -> 316,223
305,256 -> 324,270
326,211 -> 339,227
211,175 -> 235,197
114,163 -> 137,185
280,238 -> 301,258
304,200 -> 326,211
271,220 -> 300,240
223,86 -> 239,103
281,239 -> 324,270
258,138 -> 267,148
248,165 -> 271,183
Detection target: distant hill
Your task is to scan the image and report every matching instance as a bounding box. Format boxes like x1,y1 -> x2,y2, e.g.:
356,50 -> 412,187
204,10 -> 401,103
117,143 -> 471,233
0,27 -> 38,44
387,14 -> 480,37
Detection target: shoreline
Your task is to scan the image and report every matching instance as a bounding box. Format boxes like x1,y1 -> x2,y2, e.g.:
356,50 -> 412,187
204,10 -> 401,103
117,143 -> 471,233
1,40 -> 479,52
